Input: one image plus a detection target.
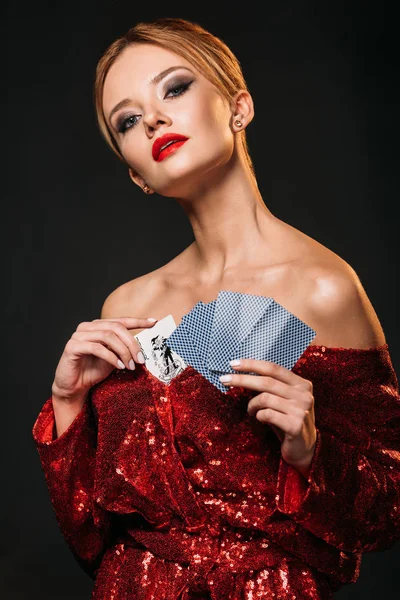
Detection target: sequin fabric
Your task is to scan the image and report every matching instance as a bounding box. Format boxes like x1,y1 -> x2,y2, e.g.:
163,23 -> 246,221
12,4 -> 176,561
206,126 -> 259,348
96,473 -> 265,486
32,343 -> 400,599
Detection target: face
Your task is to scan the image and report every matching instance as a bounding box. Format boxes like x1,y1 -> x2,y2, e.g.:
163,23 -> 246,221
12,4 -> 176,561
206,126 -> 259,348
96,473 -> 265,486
102,43 -> 237,197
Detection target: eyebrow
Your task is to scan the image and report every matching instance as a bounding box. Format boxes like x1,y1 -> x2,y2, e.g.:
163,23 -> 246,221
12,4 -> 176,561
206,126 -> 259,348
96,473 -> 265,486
108,65 -> 195,125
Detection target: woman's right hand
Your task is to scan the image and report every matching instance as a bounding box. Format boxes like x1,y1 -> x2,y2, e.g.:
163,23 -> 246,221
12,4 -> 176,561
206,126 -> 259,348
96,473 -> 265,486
51,317 -> 158,406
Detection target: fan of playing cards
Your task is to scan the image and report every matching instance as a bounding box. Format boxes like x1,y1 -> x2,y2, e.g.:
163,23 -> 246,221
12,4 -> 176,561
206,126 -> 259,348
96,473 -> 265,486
134,290 -> 316,392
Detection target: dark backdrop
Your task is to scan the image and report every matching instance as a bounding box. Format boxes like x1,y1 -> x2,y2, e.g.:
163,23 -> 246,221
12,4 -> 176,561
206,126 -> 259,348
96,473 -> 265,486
4,1 -> 399,598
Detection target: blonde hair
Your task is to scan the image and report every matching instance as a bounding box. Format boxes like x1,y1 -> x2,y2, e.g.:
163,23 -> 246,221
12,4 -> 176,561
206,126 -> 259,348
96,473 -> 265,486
94,17 -> 255,177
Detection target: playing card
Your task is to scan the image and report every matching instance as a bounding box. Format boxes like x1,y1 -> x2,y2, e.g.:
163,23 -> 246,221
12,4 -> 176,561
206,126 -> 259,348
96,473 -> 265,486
183,300 -> 216,363
209,297 -> 316,374
166,310 -> 226,392
206,291 -> 275,373
134,315 -> 187,384
165,320 -> 201,371
151,291 -> 317,394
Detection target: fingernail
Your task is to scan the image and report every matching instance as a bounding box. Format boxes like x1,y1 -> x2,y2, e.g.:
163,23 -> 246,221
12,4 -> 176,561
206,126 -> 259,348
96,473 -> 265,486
137,351 -> 145,364
229,359 -> 241,366
117,359 -> 126,369
219,374 -> 232,382
128,359 -> 136,370
147,317 -> 158,322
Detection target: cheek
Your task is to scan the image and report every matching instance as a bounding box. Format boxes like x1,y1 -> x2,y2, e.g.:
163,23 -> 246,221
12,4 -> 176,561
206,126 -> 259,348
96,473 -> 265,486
120,136 -> 149,171
209,99 -> 234,153
208,97 -> 231,135
194,103 -> 233,160
182,94 -> 231,137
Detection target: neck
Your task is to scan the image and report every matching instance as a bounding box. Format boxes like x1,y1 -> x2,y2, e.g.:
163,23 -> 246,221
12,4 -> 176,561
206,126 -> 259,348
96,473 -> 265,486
174,148 -> 277,281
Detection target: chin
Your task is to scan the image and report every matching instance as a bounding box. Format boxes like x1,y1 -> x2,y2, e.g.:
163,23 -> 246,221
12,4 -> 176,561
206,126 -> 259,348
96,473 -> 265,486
156,176 -> 194,199
154,149 -> 230,198
152,158 -> 204,197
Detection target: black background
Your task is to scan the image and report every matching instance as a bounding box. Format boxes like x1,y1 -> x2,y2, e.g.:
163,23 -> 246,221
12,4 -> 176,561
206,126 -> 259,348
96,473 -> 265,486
3,1 -> 400,598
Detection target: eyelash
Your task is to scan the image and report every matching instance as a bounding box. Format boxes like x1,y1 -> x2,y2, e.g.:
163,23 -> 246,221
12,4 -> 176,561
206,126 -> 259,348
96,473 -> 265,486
117,80 -> 193,134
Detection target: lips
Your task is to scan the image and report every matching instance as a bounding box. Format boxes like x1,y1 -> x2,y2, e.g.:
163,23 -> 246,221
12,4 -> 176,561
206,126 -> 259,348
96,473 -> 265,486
152,133 -> 189,161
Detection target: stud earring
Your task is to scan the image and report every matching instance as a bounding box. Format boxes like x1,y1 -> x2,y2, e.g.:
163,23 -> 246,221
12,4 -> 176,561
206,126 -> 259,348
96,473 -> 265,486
235,119 -> 243,127
143,184 -> 150,193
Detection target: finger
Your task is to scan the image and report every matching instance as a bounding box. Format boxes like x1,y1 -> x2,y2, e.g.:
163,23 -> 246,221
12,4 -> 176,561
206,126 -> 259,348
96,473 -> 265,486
247,392 -> 289,417
256,408 -> 307,440
254,407 -> 289,431
67,338 -> 130,372
220,372 -> 292,398
229,358 -> 305,385
71,330 -> 137,370
76,321 -> 148,366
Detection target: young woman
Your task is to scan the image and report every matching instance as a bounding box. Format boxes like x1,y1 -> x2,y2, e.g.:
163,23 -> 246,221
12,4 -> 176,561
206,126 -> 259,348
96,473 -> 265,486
32,17 -> 400,600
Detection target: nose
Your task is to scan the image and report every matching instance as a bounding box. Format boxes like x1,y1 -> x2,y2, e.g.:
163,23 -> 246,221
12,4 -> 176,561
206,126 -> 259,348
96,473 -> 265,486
143,110 -> 172,136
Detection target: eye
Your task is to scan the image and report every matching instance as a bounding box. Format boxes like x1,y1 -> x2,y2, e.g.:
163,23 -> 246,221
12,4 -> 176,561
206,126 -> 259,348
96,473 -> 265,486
117,80 -> 193,134
165,80 -> 193,99
117,114 -> 139,135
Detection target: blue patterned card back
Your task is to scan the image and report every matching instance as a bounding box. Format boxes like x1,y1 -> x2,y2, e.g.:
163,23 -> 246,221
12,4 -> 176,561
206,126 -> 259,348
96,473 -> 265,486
210,298 -> 316,374
206,291 -> 275,372
165,290 -> 316,394
183,300 -> 216,363
166,307 -> 226,392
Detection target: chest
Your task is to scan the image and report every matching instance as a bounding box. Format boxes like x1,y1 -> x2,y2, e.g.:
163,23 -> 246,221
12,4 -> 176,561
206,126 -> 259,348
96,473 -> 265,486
128,265 -> 316,339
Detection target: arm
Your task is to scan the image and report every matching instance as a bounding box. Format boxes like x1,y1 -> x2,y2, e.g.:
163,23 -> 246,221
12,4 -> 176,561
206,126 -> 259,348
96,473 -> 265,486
32,397 -> 111,579
276,408 -> 400,554
32,278 -> 123,579
31,289 -> 128,579
32,394 -> 114,579
276,266 -> 400,553
32,279 -> 158,578
52,391 -> 90,438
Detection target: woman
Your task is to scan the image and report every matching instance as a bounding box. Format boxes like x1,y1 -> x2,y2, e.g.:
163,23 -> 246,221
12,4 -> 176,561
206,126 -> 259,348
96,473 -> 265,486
32,17 -> 400,600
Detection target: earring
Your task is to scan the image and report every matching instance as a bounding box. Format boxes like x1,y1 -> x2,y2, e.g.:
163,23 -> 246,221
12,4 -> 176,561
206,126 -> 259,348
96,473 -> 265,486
143,184 -> 150,193
235,119 -> 243,127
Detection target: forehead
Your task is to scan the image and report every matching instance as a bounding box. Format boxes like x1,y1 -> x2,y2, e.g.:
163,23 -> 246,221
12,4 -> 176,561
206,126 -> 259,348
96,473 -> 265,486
102,44 -> 198,111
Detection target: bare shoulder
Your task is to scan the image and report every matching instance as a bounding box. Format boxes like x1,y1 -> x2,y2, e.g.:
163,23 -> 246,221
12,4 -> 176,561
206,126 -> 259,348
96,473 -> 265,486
273,219 -> 387,349
100,244 -> 192,326
305,253 -> 387,349
100,269 -> 165,319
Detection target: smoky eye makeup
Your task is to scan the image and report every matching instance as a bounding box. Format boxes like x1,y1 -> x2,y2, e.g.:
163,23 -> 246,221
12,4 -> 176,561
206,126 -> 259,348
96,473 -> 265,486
164,76 -> 194,93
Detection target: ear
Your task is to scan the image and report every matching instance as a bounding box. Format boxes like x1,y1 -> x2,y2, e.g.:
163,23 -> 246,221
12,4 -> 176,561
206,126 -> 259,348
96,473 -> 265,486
128,168 -> 145,189
231,89 -> 254,131
129,169 -> 154,194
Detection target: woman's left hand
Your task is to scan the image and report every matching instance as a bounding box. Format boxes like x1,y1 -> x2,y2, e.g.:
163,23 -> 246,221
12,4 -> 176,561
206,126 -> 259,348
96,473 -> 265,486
220,358 -> 317,477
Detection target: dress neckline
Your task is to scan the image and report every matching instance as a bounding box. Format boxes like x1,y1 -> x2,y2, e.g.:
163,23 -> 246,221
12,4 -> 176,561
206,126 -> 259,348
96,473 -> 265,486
303,342 -> 389,355
305,342 -> 388,353
140,342 -> 389,390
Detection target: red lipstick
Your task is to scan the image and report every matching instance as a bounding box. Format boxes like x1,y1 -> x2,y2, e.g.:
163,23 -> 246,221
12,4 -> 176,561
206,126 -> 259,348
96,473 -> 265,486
152,133 -> 189,162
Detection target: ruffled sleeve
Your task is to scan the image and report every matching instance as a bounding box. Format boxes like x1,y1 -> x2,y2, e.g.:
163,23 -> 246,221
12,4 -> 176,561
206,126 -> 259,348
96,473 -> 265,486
275,343 -> 400,554
31,394 -> 113,579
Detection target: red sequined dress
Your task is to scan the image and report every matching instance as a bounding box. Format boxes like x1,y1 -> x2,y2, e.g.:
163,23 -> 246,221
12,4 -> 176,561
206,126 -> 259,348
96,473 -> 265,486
32,343 -> 400,599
